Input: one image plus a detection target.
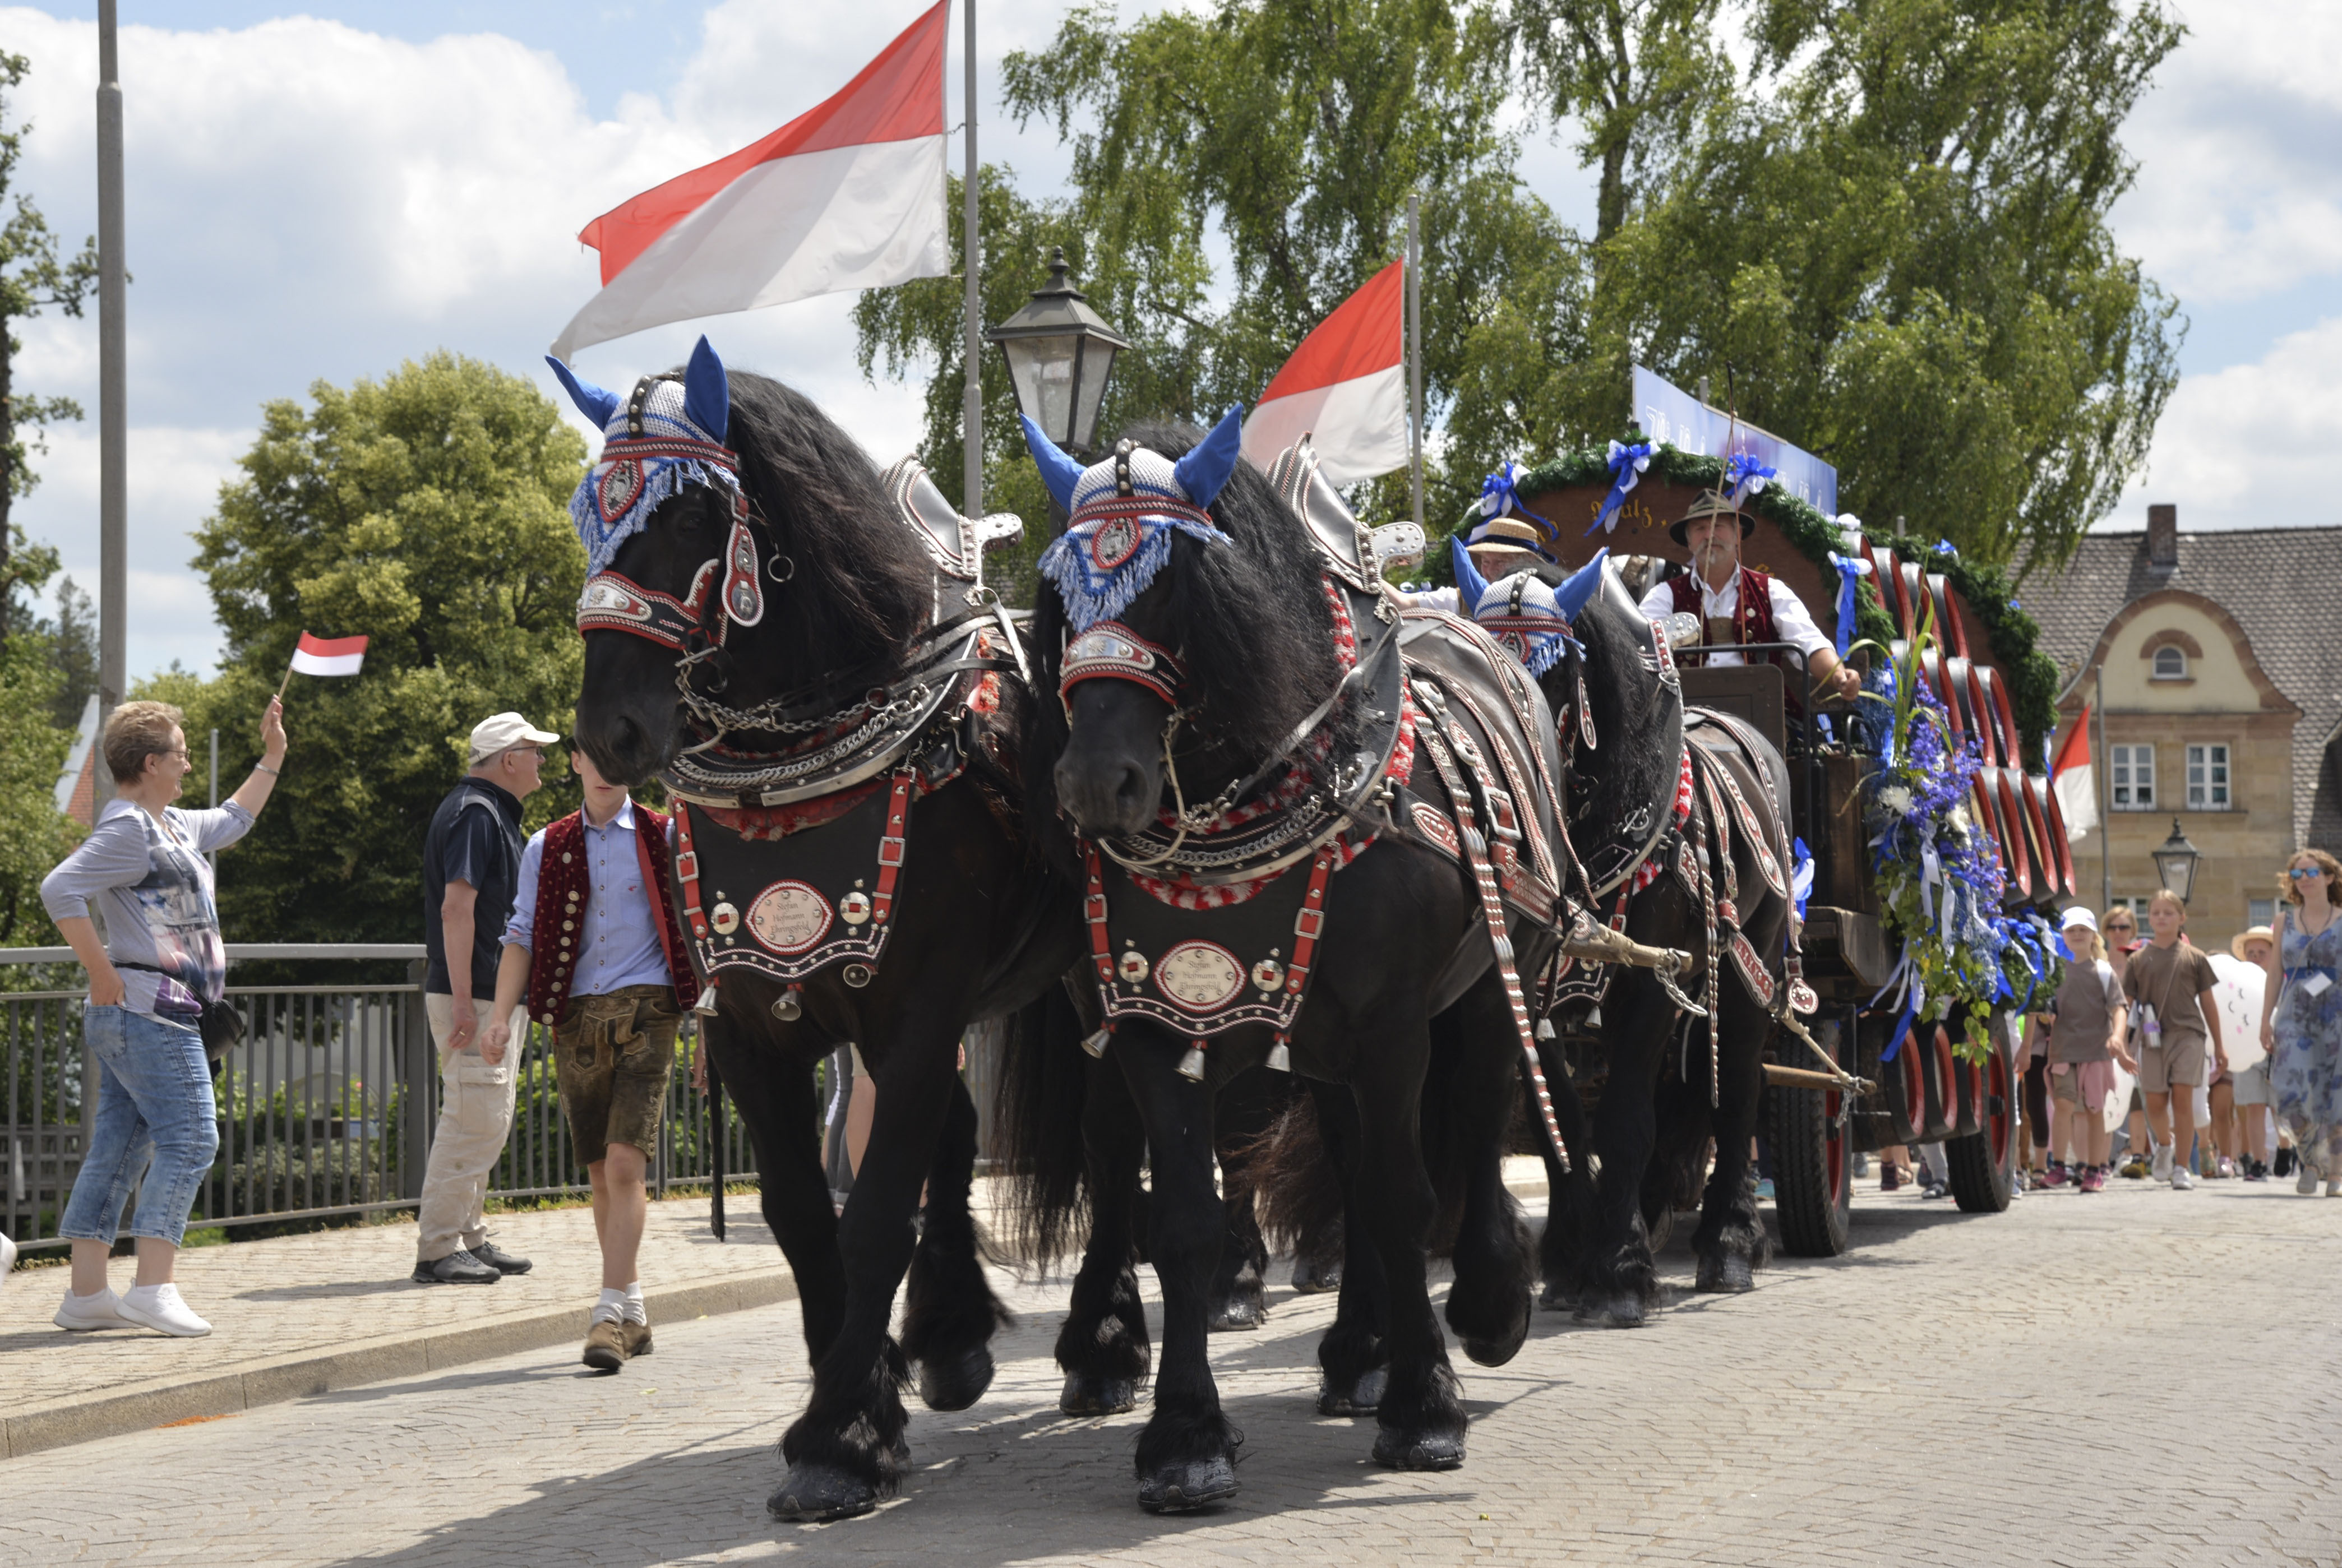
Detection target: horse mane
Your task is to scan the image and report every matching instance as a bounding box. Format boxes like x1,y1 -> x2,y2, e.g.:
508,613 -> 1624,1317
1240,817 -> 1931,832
719,369 -> 936,685
1026,417 -> 1346,841
1563,567 -> 1676,836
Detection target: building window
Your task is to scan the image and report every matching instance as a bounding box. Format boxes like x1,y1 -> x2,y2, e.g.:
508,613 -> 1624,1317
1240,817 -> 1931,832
2249,898 -> 2276,929
2186,743 -> 2230,810
2111,744 -> 2154,808
2152,645 -> 2187,679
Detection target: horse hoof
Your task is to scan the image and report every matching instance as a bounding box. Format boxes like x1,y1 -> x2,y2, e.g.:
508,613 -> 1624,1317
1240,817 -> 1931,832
1060,1373 -> 1137,1416
1136,1456 -> 1237,1513
1207,1297 -> 1266,1331
1290,1257 -> 1342,1294
1316,1366 -> 1386,1417
1696,1253 -> 1756,1294
1576,1292 -> 1648,1328
1462,1312 -> 1530,1368
917,1345 -> 996,1412
1373,1428 -> 1466,1470
1538,1282 -> 1578,1312
768,1464 -> 880,1523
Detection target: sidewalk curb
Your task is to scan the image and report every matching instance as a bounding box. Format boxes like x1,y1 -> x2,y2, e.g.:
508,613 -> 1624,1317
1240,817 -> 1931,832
1,1266 -> 797,1461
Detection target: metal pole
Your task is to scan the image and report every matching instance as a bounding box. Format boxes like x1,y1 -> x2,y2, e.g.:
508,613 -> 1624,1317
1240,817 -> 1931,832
960,0 -> 983,516
1405,192 -> 1424,529
2108,669 -> 2126,917
95,0 -> 126,808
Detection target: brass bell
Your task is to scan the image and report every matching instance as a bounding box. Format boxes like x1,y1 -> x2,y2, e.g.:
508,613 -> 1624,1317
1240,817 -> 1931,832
1265,1038 -> 1291,1072
772,987 -> 802,1022
1080,1028 -> 1111,1058
1177,1042 -> 1208,1080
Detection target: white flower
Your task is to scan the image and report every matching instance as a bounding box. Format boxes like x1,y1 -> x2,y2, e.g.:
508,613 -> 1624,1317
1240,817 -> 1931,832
1948,804 -> 1972,838
1878,785 -> 1914,817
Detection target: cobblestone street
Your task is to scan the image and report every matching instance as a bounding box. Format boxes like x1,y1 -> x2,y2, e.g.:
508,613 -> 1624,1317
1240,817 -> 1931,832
4,1176 -> 2340,1567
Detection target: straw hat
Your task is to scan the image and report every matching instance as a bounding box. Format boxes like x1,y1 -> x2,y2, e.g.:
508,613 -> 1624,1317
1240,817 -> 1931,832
1667,487 -> 1755,547
2231,924 -> 2275,961
1466,513 -> 1547,566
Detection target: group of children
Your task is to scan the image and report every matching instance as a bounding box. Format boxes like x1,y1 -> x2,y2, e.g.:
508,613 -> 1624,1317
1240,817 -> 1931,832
2023,892 -> 2285,1194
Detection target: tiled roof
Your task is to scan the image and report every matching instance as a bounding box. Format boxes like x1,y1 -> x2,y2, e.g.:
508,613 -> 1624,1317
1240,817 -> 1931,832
2021,527 -> 2340,848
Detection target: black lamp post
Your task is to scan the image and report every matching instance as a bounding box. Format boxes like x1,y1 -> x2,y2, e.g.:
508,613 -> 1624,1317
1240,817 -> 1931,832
2151,818 -> 2201,904
986,247 -> 1129,460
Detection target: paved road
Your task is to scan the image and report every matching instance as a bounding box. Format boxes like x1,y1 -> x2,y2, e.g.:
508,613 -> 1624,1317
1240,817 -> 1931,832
5,1177 -> 2340,1566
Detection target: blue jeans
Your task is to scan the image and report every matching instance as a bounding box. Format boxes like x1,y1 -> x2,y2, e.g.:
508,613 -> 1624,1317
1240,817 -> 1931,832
60,1005 -> 220,1248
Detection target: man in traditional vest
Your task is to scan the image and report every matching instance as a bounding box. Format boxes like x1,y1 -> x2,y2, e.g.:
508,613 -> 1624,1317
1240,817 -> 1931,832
484,747 -> 695,1371
1638,488 -> 1859,706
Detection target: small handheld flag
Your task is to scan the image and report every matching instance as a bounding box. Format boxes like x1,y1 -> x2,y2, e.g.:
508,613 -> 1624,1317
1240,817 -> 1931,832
279,632 -> 369,697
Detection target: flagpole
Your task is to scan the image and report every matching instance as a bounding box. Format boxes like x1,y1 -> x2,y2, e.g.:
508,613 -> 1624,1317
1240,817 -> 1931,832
960,0 -> 983,516
1405,191 -> 1423,529
95,0 -> 126,811
276,659 -> 296,702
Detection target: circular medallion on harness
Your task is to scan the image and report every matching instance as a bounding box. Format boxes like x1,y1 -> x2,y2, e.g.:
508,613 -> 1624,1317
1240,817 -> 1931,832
1089,515 -> 1142,571
1154,941 -> 1244,1013
838,890 -> 872,926
710,901 -> 740,935
1117,950 -> 1150,984
1251,959 -> 1285,993
746,881 -> 832,954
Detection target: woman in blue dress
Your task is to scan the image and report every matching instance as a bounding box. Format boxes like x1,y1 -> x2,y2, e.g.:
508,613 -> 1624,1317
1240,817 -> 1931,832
2257,848 -> 2342,1197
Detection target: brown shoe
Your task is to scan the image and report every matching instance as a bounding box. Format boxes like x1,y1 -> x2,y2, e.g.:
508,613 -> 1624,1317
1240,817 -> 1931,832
621,1320 -> 653,1358
583,1317 -> 629,1372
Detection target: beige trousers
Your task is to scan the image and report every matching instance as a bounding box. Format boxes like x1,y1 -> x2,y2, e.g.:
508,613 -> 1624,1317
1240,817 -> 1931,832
415,994 -> 524,1262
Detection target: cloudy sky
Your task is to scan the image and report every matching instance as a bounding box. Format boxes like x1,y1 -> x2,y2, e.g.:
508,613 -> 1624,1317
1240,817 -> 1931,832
4,1 -> 2335,680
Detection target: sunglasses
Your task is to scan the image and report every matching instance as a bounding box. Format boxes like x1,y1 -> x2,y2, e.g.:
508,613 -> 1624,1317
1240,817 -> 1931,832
2104,921 -> 2134,931
2291,867 -> 2326,880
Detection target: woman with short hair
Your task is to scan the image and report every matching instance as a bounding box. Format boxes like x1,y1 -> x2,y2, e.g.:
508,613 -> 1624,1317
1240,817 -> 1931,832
2258,848 -> 2342,1197
39,696 -> 286,1335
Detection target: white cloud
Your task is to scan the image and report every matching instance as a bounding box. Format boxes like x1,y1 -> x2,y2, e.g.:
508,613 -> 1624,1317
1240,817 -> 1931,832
2110,0 -> 2342,305
2115,313 -> 2342,530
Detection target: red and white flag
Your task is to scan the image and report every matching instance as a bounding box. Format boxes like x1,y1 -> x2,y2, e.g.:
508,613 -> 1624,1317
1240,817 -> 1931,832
289,632 -> 368,678
2052,706 -> 2096,842
551,2 -> 951,359
1241,258 -> 1408,485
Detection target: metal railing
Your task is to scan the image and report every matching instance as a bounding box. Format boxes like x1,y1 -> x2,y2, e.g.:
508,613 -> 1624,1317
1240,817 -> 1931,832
1,946 -> 759,1253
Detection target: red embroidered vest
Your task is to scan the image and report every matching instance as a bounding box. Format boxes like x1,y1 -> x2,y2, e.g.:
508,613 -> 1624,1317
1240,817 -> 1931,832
525,803 -> 696,1025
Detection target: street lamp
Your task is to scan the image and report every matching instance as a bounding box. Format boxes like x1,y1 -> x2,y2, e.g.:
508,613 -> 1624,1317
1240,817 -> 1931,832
2151,818 -> 2201,904
986,247 -> 1129,459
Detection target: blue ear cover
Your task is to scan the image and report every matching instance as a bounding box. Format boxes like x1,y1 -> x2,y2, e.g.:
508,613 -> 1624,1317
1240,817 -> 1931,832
682,335 -> 729,444
1171,405 -> 1245,508
546,356 -> 621,429
1451,535 -> 1491,615
1020,414 -> 1086,512
1554,548 -> 1609,621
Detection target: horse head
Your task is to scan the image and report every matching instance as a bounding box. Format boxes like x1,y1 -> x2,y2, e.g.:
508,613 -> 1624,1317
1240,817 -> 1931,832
558,337 -> 934,787
1024,408 -> 1345,843
1545,554 -> 1684,867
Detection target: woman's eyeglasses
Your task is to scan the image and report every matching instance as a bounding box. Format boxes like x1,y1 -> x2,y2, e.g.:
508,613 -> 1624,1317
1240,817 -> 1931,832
2290,867 -> 2326,880
2105,922 -> 2133,932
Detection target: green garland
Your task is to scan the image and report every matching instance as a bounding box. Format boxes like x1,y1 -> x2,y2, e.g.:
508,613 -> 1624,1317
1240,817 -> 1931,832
1444,441 -> 2056,768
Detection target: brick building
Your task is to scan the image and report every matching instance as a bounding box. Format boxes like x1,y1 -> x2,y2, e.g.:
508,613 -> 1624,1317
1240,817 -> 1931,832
2027,506 -> 2339,950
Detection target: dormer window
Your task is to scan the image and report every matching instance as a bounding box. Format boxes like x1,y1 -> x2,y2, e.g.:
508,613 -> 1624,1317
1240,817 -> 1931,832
2152,645 -> 2187,680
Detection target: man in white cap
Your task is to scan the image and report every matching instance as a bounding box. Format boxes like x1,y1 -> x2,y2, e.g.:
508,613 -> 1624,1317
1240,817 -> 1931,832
411,712 -> 557,1285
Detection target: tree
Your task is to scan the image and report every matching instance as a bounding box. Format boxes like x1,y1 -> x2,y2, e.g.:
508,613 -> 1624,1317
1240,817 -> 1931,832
856,0 -> 1573,554
0,50 -> 98,649
1585,0 -> 2184,568
0,528 -> 81,952
162,353 -> 589,944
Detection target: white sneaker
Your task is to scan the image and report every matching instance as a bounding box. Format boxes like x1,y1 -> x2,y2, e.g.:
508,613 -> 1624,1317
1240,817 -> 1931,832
2327,1180 -> 2341,1199
2299,1162 -> 2321,1195
55,1286 -> 128,1331
117,1282 -> 212,1338
2151,1144 -> 2173,1182
0,1230 -> 16,1283
2170,1165 -> 2195,1191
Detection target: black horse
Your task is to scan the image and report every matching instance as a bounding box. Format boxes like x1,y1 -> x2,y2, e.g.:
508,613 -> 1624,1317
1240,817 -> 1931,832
1498,554 -> 1795,1321
1002,415 -> 1561,1511
556,342 -> 1082,1522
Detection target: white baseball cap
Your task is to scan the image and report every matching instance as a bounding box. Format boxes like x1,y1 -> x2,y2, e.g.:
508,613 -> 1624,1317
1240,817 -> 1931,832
468,711 -> 559,766
2059,905 -> 2099,935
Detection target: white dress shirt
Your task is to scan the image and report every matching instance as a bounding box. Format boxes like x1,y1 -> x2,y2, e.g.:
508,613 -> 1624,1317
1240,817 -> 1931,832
1639,568 -> 1832,666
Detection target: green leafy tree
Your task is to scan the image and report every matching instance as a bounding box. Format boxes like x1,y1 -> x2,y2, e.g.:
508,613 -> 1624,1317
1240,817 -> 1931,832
0,529 -> 82,952
0,50 -> 98,648
161,353 -> 588,944
1585,0 -> 2184,567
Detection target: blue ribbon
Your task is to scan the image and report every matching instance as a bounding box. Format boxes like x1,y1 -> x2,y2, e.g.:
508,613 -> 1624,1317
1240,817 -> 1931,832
1790,837 -> 1813,923
1881,993 -> 1920,1063
1469,461 -> 1555,559
1724,452 -> 1777,503
1933,538 -> 1958,559
1588,440 -> 1652,536
1826,549 -> 1873,656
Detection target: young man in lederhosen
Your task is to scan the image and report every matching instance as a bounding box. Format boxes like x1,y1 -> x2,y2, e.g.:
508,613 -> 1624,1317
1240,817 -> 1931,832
485,747 -> 694,1371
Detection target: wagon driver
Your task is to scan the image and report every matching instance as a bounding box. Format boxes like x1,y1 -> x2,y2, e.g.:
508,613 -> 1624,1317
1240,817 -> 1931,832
1639,489 -> 1860,704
